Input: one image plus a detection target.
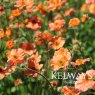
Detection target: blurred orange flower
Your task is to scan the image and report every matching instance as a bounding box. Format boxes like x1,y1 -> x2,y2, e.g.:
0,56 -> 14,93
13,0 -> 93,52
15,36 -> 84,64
0,66 -> 16,80
5,27 -> 11,38
0,29 -> 4,38
71,58 -> 90,66
89,3 -> 95,15
36,2 -> 47,15
6,39 -> 14,49
62,86 -> 81,95
16,0 -> 26,9
49,19 -> 66,31
48,0 -> 67,10
7,48 -> 25,65
35,31 -> 52,45
80,4 -> 89,12
14,78 -> 22,86
50,48 -> 71,71
64,8 -> 76,17
11,9 -> 22,17
81,14 -> 88,23
69,18 -> 80,27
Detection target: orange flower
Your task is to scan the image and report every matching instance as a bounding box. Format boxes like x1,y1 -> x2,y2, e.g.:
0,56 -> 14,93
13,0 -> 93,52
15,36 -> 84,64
16,0 -> 26,9
49,19 -> 66,31
75,70 -> 95,92
71,58 -> 90,66
50,48 -> 71,71
49,36 -> 65,50
11,9 -> 22,17
80,4 -> 89,12
48,0 -> 67,10
26,16 -> 42,30
36,2 -> 47,15
6,39 -> 14,49
62,86 -> 81,95
35,31 -> 52,45
14,78 -> 22,86
0,29 -> 4,38
25,0 -> 34,13
64,8 -> 76,17
19,42 -> 36,55
89,3 -> 95,15
69,18 -> 80,27
41,31 -> 52,42
23,53 -> 43,77
81,14 -> 88,23
7,48 -> 25,65
5,27 -> 11,38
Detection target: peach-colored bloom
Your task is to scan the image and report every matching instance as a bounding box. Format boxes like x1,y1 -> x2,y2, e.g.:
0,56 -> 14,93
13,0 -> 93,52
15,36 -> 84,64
48,0 -> 67,10
69,18 -> 80,27
75,70 -> 95,92
49,19 -> 66,31
64,8 -> 76,17
16,0 -> 34,13
25,0 -> 34,13
16,0 -> 26,9
7,48 -> 25,65
49,36 -> 65,50
0,66 -> 16,80
62,86 -> 81,95
89,3 -> 95,15
50,48 -> 71,71
14,78 -> 22,86
71,58 -> 90,66
19,42 -> 36,55
23,53 -> 43,77
0,29 -> 4,38
26,16 -> 42,30
80,4 -> 89,12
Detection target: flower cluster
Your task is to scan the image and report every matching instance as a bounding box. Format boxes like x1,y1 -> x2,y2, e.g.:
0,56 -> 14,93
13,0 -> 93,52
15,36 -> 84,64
0,0 -> 95,94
